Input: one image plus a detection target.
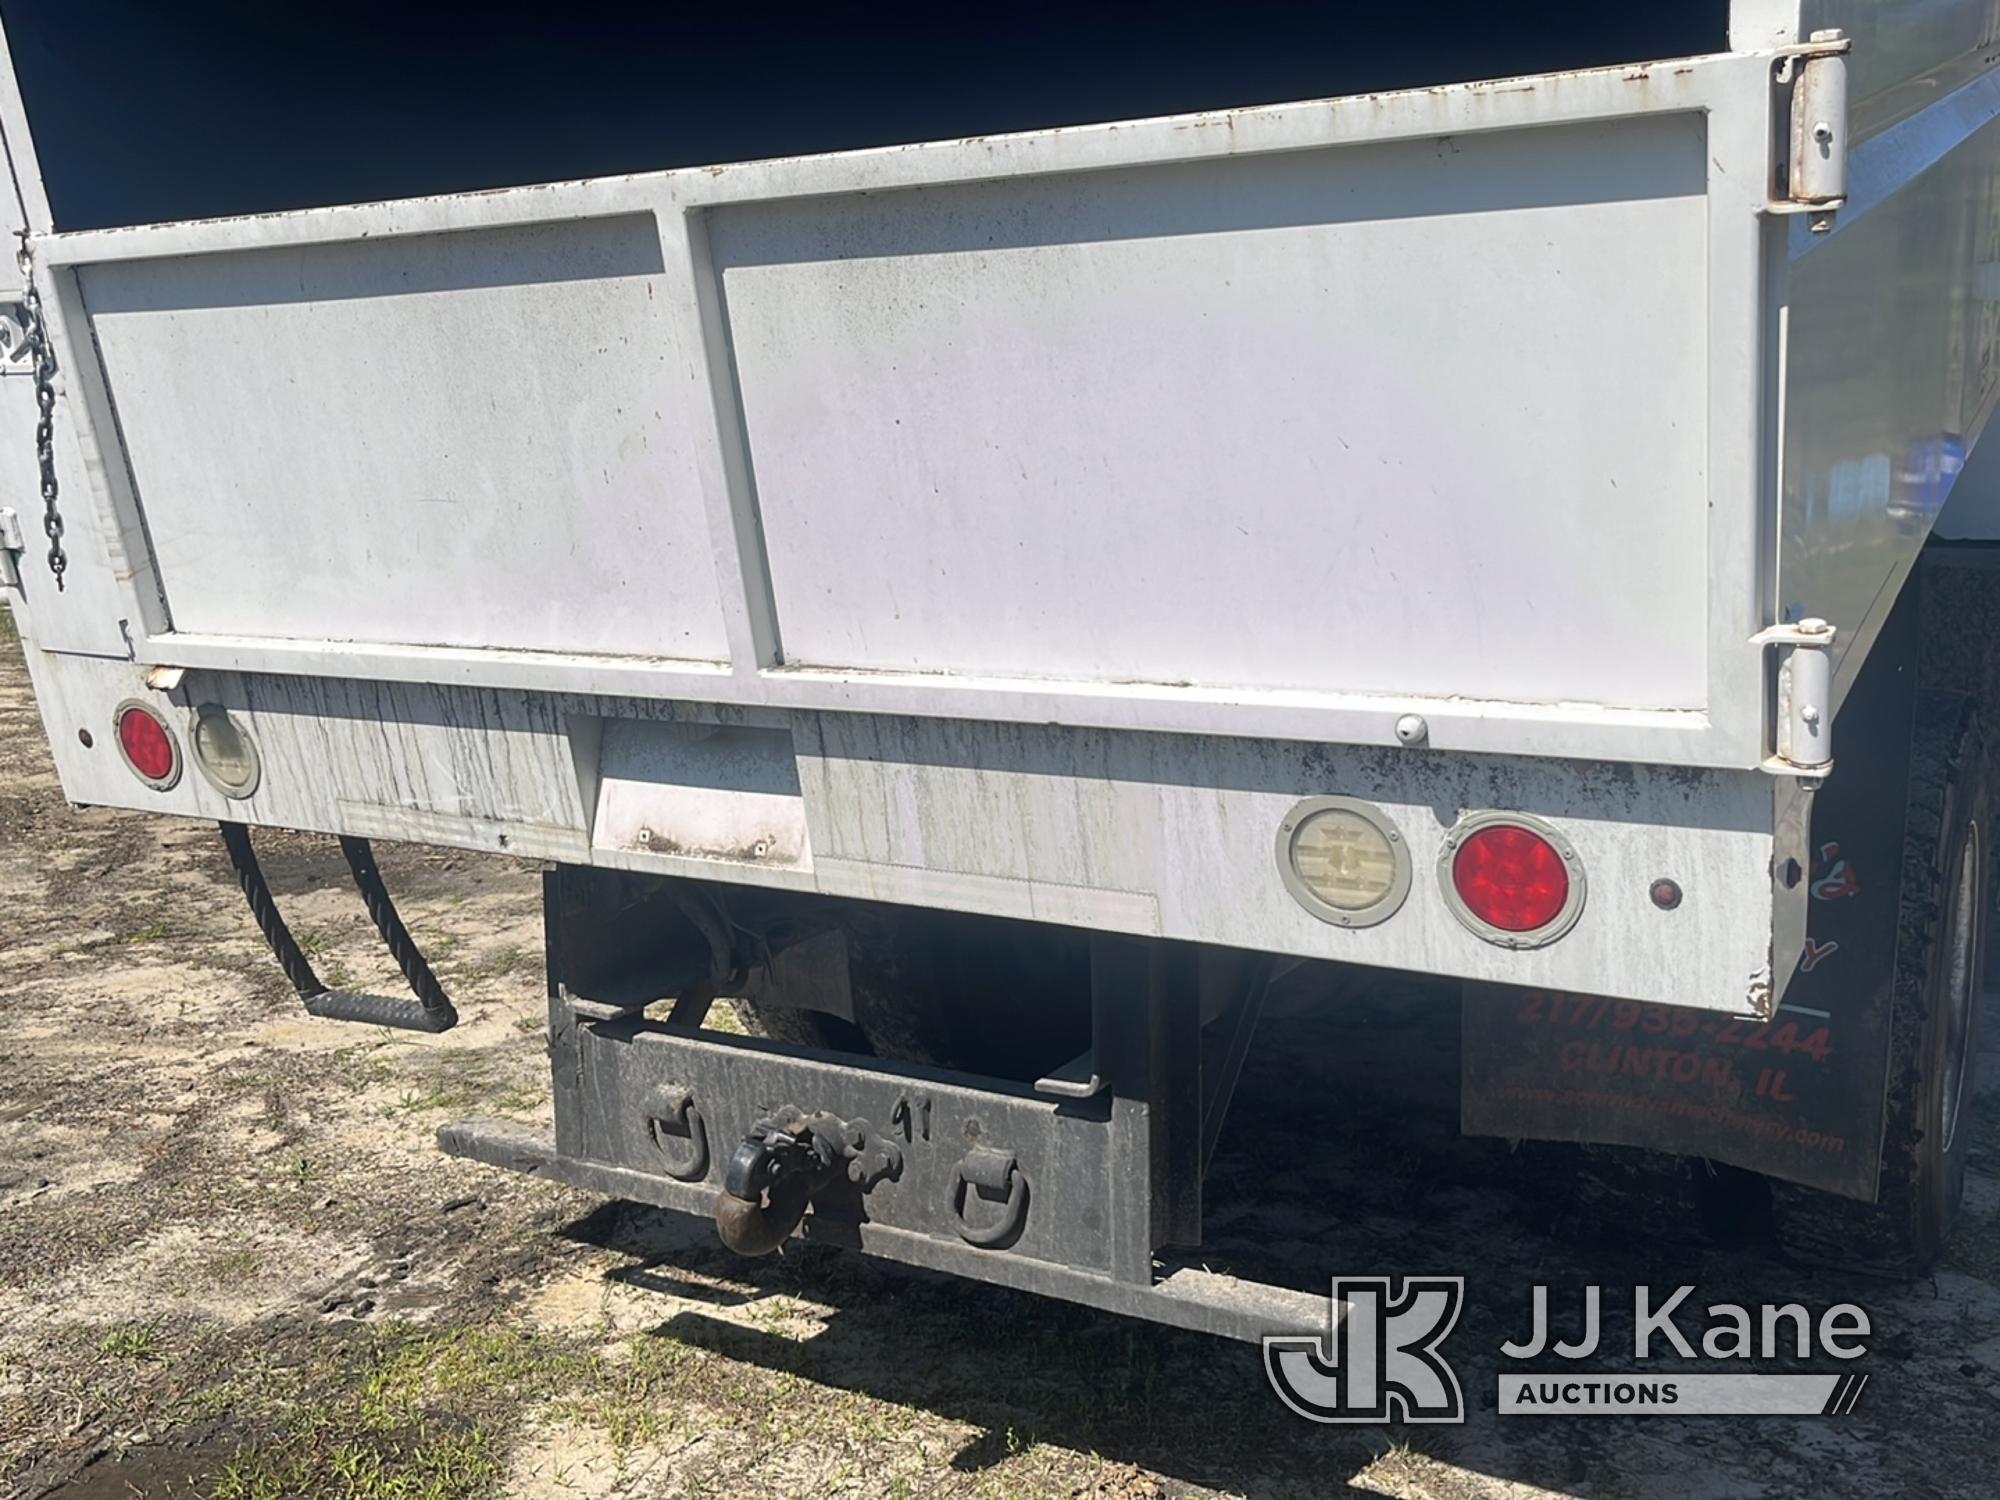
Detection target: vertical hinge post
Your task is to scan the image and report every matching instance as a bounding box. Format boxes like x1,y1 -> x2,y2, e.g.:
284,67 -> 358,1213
1771,29 -> 1852,235
0,505 -> 21,590
1755,618 -> 1837,773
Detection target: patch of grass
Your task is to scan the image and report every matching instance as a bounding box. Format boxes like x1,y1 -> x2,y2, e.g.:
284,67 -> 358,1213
289,927 -> 355,988
0,601 -> 16,648
98,1322 -> 164,1361
484,945 -> 529,978
51,924 -> 166,955
592,1330 -> 694,1452
387,1077 -> 484,1117
483,1087 -> 539,1117
362,1327 -> 591,1419
449,942 -> 534,992
205,1322 -> 696,1500
335,1049 -> 398,1090
207,1246 -> 266,1284
171,1378 -> 251,1427
373,1046 -> 533,1120
212,1425 -> 503,1500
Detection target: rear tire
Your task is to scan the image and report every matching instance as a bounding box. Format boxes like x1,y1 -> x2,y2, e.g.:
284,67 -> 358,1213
1771,692 -> 1990,1276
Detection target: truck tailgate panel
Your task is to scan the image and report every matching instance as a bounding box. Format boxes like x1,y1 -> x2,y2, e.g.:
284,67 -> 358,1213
80,215 -> 733,663
718,116 -> 1710,704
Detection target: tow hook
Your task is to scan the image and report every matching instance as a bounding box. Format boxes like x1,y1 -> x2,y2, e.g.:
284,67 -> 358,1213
641,1084 -> 709,1182
951,1145 -> 1029,1247
713,1107 -> 902,1256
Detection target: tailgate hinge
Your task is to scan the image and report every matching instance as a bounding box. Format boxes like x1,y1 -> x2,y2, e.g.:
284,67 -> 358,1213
0,506 -> 21,590
1769,29 -> 1851,236
1754,618 -> 1837,777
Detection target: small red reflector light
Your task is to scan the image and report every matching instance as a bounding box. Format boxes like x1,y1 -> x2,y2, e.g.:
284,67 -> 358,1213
117,703 -> 179,786
1451,823 -> 1570,933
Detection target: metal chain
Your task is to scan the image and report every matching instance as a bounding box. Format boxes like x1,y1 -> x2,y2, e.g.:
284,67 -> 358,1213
15,240 -> 63,590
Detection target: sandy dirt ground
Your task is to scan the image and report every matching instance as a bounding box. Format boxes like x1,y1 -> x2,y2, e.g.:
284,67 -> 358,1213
2,607 -> 1999,1500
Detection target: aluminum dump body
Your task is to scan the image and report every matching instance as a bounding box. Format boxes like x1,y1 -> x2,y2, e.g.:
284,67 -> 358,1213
4,4 -> 1998,1018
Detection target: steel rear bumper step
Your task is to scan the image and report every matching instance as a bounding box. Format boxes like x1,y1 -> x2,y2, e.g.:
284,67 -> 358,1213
439,930 -> 1322,1344
437,1116 -> 1323,1343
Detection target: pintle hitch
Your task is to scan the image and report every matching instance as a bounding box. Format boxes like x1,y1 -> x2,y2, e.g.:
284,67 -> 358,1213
713,1107 -> 902,1256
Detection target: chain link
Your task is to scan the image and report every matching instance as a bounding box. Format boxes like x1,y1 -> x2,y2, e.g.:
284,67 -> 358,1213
16,239 -> 63,591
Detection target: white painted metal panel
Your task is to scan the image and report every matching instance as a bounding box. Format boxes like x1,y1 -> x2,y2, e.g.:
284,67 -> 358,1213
716,116 -> 1711,707
1799,0 -> 2000,124
592,719 -> 811,869
1779,68 -> 2000,705
0,42 -> 1825,1013
19,650 -> 1787,1013
798,714 -> 1785,1013
6,26 -> 1996,1017
1735,2 -> 2000,126
78,215 -> 733,663
26,54 -> 1779,769
0,59 -> 129,659
0,368 -> 136,658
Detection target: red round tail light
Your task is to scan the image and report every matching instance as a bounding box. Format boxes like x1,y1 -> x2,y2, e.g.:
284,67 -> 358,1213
115,701 -> 181,789
1443,815 -> 1583,944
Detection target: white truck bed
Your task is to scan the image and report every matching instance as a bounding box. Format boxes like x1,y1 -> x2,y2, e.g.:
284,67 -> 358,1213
29,66 -> 1755,762
5,4 -> 1997,1016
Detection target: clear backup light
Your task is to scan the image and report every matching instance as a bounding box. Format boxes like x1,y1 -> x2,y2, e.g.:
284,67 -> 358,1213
1440,812 -> 1586,947
190,705 -> 261,798
114,700 -> 181,790
1276,796 -> 1412,927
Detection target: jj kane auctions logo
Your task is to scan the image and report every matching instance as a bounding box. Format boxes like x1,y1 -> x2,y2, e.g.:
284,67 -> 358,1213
1266,1279 -> 1873,1421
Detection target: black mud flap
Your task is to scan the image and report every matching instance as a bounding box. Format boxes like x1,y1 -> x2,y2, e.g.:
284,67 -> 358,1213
1460,580 -> 1922,1202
